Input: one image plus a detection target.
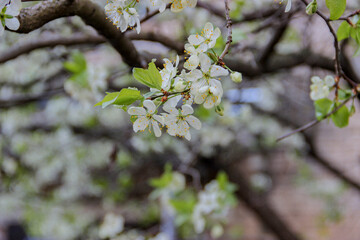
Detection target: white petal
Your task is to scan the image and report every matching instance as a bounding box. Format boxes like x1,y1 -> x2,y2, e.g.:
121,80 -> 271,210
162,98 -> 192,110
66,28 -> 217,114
186,115 -> 201,130
128,107 -> 146,116
203,95 -> 216,109
133,117 -> 149,132
0,1 -> 7,9
197,43 -> 208,53
194,93 -> 207,104
0,25 -> 4,36
188,34 -> 205,46
285,0 -> 292,12
153,114 -> 164,125
143,100 -> 156,114
151,120 -> 162,137
184,55 -> 199,70
5,0 -> 21,16
203,22 -> 214,39
210,65 -> 228,77
181,104 -> 194,115
5,17 -> 20,30
163,95 -> 181,112
185,131 -> 191,141
166,120 -> 178,136
186,69 -> 202,82
199,53 -> 211,73
177,120 -> 189,137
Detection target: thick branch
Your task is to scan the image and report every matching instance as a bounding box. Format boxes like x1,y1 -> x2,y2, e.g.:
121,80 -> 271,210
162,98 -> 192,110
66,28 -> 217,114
15,0 -> 144,67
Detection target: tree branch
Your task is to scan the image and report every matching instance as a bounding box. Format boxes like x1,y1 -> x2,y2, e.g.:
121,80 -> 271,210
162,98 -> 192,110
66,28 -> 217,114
14,0 -> 145,67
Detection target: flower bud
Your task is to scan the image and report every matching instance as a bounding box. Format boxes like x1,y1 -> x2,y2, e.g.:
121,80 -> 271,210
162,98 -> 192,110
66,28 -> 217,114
215,105 -> 224,116
306,0 -> 317,15
174,80 -> 186,92
230,71 -> 242,83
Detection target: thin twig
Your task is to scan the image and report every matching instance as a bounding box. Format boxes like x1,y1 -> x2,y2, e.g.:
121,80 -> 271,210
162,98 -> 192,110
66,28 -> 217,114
276,96 -> 355,142
219,0 -> 232,62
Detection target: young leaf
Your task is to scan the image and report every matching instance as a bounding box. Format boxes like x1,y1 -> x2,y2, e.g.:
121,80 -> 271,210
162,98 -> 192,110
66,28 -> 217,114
337,21 -> 351,41
338,89 -> 353,100
94,88 -> 144,108
314,98 -> 333,120
133,62 -> 162,90
331,104 -> 349,128
326,0 -> 346,20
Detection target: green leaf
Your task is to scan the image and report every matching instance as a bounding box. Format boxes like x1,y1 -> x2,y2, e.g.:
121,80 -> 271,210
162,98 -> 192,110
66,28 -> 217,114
338,89 -> 353,100
149,164 -> 173,188
331,104 -> 349,128
133,62 -> 162,90
94,88 -> 144,108
64,52 -> 87,73
349,104 -> 356,116
314,98 -> 333,120
326,0 -> 346,20
337,21 -> 351,41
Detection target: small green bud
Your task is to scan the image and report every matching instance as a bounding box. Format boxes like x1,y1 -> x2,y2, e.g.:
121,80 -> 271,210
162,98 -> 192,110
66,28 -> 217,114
215,105 -> 224,116
306,0 -> 317,15
174,80 -> 186,92
230,71 -> 242,83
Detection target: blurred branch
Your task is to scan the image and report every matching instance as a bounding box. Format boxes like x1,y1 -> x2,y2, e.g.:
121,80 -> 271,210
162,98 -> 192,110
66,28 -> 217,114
0,88 -> 65,109
202,156 -> 301,240
250,104 -> 360,195
0,34 -> 105,64
256,13 -> 291,66
14,0 -> 145,67
0,31 -> 184,64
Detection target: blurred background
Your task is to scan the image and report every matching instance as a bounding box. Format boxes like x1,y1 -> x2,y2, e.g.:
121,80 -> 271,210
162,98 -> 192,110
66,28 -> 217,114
1,0 -> 360,240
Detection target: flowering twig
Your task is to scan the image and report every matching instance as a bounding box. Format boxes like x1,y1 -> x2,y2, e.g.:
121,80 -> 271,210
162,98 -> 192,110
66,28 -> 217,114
276,95 -> 356,142
218,0 -> 232,64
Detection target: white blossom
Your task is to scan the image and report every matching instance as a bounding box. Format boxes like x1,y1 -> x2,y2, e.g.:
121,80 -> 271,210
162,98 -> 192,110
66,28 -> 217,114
160,55 -> 179,91
105,0 -> 141,33
163,103 -> 201,140
99,213 -> 124,239
187,53 -> 228,108
149,0 -> 171,13
128,100 -> 164,137
171,0 -> 197,12
0,0 -> 22,35
310,75 -> 334,100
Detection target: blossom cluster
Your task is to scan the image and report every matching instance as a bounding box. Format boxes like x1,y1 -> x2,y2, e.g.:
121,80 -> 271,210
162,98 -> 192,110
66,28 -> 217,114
310,75 -> 335,100
192,180 -> 230,235
104,0 -> 198,34
122,22 -> 235,140
0,0 -> 21,35
149,168 -> 236,238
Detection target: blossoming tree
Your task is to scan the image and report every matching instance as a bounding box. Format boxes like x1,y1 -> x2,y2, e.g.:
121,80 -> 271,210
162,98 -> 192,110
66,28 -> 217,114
1,0 -> 360,240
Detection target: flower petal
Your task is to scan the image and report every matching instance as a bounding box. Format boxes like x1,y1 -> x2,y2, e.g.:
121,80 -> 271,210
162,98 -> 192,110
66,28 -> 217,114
186,115 -> 201,130
203,22 -> 214,39
133,116 -> 149,132
177,120 -> 189,137
210,65 -> 228,77
181,104 -> 194,115
151,120 -> 162,137
5,0 -> 21,16
188,34 -> 205,46
5,17 -> 20,30
153,114 -> 164,125
128,107 -> 146,116
184,55 -> 199,70
199,53 -> 211,73
143,100 -> 156,114
186,69 -> 202,82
